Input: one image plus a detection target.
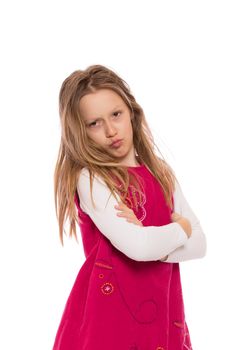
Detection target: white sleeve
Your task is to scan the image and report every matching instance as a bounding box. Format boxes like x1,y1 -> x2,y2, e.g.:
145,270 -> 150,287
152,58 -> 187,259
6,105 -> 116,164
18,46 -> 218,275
76,168 -> 188,262
162,180 -> 207,263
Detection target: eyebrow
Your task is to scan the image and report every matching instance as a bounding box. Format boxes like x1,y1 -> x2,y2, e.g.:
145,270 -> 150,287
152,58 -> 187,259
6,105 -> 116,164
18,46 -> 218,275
84,105 -> 122,123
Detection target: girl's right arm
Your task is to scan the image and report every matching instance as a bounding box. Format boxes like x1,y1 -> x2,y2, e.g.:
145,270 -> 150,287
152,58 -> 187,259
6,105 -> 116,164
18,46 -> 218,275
77,167 -> 189,262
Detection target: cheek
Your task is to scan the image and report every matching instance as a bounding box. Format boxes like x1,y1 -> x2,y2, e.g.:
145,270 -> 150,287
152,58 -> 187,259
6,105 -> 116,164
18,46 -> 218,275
124,121 -> 133,137
121,118 -> 132,131
87,130 -> 105,145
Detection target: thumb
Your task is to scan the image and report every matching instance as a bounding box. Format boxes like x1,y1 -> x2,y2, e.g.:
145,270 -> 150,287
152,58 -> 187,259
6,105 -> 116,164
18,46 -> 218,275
171,212 -> 182,220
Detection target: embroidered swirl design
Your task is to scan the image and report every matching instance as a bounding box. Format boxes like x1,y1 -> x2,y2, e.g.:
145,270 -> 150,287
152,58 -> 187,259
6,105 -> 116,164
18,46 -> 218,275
118,183 -> 147,222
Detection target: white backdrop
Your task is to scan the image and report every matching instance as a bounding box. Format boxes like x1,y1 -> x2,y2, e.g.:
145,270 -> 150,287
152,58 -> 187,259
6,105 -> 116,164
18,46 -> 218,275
0,1 -> 232,349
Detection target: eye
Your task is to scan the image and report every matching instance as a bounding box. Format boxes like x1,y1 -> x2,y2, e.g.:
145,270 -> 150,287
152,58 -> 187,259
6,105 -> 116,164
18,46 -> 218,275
87,111 -> 121,128
88,121 -> 98,127
88,120 -> 100,128
113,111 -> 121,117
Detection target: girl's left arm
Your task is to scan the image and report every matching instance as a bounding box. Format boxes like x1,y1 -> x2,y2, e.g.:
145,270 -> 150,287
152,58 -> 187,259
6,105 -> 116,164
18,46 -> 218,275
161,180 -> 207,263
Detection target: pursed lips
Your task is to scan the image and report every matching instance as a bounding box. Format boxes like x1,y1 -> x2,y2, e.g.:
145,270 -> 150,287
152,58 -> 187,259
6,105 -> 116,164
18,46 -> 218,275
110,139 -> 122,147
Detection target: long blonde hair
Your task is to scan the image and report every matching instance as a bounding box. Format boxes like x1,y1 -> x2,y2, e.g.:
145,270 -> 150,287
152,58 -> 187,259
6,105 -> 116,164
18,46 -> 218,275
54,64 -> 178,245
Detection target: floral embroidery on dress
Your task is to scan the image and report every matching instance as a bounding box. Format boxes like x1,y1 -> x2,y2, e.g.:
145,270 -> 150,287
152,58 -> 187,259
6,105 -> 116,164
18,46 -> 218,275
101,282 -> 114,295
118,183 -> 147,222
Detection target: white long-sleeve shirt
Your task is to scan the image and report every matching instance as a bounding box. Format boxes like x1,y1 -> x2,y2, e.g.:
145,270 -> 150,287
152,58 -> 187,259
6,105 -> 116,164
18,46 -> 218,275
76,167 -> 207,263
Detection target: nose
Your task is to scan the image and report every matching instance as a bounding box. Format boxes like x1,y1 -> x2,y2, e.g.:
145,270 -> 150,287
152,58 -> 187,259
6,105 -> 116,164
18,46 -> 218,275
105,120 -> 117,137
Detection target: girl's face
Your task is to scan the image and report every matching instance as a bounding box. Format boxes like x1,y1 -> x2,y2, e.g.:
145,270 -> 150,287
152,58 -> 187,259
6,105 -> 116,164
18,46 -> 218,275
79,88 -> 138,166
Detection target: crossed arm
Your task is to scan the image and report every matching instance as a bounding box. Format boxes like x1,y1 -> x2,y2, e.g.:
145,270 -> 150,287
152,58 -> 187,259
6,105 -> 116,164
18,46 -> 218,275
161,178 -> 207,262
77,167 -> 207,263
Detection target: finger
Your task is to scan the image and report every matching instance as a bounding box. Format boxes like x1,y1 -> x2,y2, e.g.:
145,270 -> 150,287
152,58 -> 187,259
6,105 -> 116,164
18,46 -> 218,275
115,205 -> 134,215
171,213 -> 181,219
114,203 -> 128,210
126,218 -> 143,226
172,212 -> 181,217
126,218 -> 138,224
115,208 -> 142,226
116,212 -> 134,219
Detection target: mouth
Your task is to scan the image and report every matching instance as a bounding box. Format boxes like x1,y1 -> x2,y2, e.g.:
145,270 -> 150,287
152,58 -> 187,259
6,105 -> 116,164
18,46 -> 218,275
109,139 -> 123,148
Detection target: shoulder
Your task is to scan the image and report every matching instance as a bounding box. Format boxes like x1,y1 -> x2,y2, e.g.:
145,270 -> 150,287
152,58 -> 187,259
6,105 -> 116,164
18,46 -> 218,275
77,167 -> 113,203
172,178 -> 186,209
77,167 -> 120,213
77,167 -> 106,188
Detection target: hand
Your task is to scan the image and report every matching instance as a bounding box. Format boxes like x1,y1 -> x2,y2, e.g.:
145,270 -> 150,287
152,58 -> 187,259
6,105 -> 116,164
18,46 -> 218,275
171,212 -> 192,238
114,202 -> 143,226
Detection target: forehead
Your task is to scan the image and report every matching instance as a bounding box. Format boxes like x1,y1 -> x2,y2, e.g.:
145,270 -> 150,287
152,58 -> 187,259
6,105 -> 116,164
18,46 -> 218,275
79,89 -> 125,118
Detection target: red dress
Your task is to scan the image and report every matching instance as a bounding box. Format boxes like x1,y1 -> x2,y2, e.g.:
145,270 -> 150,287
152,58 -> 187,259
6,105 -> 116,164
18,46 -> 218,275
52,165 -> 193,350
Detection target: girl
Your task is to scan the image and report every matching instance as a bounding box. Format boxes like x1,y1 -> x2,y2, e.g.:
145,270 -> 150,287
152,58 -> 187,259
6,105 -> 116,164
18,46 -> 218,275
53,64 -> 207,350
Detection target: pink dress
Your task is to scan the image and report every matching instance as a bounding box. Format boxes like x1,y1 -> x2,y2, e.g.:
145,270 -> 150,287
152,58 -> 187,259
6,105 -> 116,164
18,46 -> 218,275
52,164 -> 193,350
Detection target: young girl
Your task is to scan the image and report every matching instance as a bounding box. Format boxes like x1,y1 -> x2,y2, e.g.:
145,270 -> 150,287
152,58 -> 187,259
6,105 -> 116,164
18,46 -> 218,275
52,64 -> 207,350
